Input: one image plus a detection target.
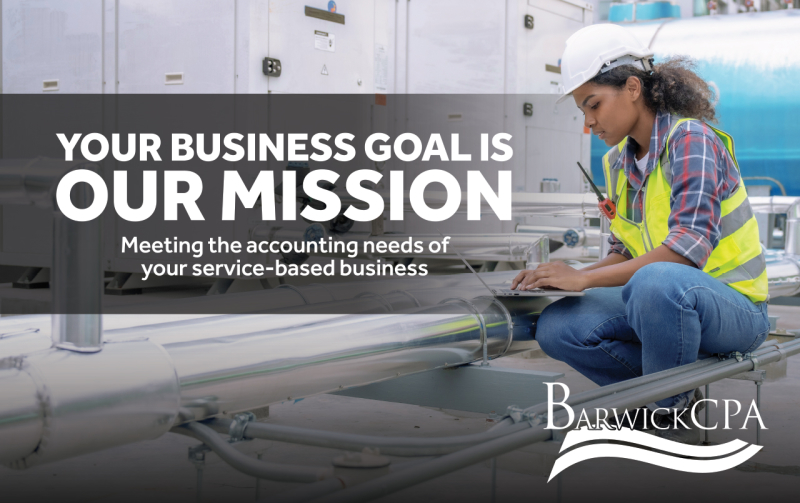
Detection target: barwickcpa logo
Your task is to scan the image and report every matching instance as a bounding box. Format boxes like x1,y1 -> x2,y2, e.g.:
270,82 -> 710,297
545,383 -> 765,481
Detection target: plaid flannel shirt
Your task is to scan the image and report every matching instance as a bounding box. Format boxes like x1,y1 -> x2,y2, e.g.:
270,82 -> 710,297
607,111 -> 741,268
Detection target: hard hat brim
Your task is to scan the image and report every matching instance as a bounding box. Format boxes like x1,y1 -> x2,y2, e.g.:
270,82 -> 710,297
556,92 -> 573,105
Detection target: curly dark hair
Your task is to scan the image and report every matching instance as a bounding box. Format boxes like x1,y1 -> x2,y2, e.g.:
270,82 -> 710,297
588,56 -> 717,123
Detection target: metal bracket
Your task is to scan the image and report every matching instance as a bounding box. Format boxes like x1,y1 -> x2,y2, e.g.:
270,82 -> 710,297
188,443 -> 210,467
523,102 -> 533,117
229,412 -> 256,442
751,355 -> 761,372
524,14 -> 534,30
722,351 -> 751,363
263,57 -> 282,77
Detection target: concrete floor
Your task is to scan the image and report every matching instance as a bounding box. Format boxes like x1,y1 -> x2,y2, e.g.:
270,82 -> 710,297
2,308 -> 800,503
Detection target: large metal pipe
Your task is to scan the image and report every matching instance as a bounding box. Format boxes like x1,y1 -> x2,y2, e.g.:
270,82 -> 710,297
169,295 -> 513,419
0,270 -> 533,359
0,158 -> 104,352
0,340 -> 180,468
0,286 -> 536,467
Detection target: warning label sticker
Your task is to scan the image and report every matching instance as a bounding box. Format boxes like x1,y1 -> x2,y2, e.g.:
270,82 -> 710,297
374,44 -> 388,93
314,30 -> 335,52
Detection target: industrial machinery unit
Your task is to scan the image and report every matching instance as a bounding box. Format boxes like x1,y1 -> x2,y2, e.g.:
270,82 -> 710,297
2,5 -> 800,501
0,0 -> 594,287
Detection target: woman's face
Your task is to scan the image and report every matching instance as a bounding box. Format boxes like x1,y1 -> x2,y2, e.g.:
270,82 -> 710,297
572,79 -> 640,147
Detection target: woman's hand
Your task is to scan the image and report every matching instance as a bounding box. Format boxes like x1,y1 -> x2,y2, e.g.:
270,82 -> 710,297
511,262 -> 589,292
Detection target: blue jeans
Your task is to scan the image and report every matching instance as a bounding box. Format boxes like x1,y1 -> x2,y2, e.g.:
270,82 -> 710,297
535,262 -> 770,411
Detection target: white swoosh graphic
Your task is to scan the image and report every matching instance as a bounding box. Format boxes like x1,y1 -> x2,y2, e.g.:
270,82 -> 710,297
549,439 -> 762,482
560,428 -> 749,458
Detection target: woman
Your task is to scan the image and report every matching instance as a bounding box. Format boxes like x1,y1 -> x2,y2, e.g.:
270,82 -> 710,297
511,24 -> 769,445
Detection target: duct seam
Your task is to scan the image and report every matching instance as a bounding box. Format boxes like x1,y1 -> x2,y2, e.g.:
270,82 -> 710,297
440,297 -> 489,347
3,357 -> 49,469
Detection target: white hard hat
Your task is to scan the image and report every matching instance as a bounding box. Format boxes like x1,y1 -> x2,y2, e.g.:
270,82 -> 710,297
557,24 -> 654,104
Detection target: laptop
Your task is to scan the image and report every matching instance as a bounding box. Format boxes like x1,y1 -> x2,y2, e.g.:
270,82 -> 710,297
441,231 -> 585,298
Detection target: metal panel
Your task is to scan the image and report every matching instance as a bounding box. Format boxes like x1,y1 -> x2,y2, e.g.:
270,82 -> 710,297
1,0 -> 103,93
116,0 -> 235,93
405,0 -> 507,94
523,1 -> 586,95
333,364 -> 564,414
526,126 -> 582,194
266,0 -> 377,94
528,0 -> 585,23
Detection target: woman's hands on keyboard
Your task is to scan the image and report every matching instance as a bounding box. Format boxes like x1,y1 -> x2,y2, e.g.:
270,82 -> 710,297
510,261 -> 589,292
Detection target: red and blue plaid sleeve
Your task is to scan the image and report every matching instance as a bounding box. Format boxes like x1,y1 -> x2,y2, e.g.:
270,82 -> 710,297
662,122 -> 740,268
608,233 -> 633,260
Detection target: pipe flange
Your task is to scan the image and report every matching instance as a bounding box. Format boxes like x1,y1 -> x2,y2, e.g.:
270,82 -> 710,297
750,355 -> 761,372
386,290 -> 421,309
439,297 -> 488,345
355,292 -> 394,312
7,357 -> 52,470
229,412 -> 256,442
276,284 -> 310,305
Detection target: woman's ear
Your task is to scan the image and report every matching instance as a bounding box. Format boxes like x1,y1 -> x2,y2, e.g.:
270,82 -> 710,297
626,76 -> 642,102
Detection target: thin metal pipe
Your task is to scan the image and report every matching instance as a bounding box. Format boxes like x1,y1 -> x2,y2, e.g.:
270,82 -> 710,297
545,341 -> 786,424
208,417 -> 528,457
551,341 -> 800,424
310,426 -> 553,503
177,421 -> 332,483
312,339 -> 800,503
705,383 -> 710,445
756,381 -> 762,445
520,356 -> 721,417
520,340 -> 780,419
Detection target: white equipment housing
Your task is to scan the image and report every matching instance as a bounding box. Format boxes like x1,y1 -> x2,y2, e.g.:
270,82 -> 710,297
0,0 -> 593,273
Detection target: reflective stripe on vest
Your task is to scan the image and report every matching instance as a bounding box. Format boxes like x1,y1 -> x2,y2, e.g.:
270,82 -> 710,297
601,118 -> 768,303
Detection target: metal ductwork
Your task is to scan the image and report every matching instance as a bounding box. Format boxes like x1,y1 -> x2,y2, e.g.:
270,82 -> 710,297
0,158 -> 104,353
0,269 -> 550,468
0,340 -> 180,468
2,193 -> 800,468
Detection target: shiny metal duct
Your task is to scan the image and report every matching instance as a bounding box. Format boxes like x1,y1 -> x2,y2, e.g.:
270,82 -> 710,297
169,295 -> 514,419
765,249 -> 800,298
0,158 -> 104,352
0,270 -> 528,359
0,279 -> 546,467
0,340 -> 180,468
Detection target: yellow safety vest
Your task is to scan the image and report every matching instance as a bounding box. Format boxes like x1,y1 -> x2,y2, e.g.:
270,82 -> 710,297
601,118 -> 768,303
